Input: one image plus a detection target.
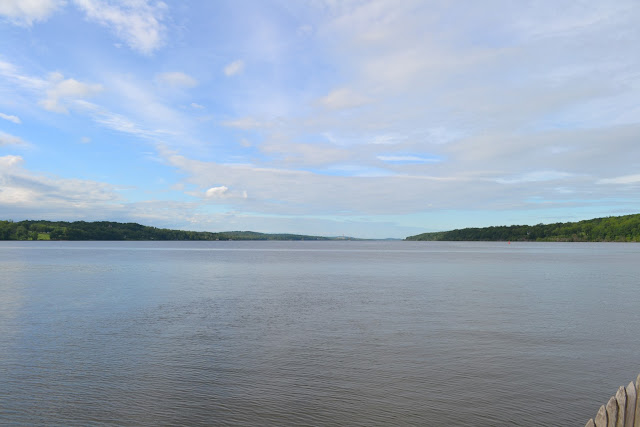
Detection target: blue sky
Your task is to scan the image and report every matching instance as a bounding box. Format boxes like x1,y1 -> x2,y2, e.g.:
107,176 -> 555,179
1,0 -> 639,238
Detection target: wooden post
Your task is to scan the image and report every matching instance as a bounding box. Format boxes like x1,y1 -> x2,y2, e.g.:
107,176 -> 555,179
587,374 -> 640,427
607,396 -> 619,427
595,404 -> 609,427
617,386 -> 627,427
625,381 -> 637,427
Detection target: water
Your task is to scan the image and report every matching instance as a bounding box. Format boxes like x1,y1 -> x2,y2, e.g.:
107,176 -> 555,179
1,241 -> 639,426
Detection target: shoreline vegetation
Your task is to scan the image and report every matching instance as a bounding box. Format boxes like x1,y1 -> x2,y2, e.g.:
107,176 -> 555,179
405,213 -> 640,242
0,220 -> 359,241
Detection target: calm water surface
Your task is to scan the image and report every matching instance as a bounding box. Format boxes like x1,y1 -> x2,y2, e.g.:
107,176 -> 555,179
1,241 -> 639,426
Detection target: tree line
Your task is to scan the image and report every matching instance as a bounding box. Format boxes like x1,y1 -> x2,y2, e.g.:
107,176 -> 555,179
405,213 -> 640,242
0,220 -> 335,241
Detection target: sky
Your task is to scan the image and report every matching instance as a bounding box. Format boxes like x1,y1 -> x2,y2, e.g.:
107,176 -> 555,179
0,0 -> 639,239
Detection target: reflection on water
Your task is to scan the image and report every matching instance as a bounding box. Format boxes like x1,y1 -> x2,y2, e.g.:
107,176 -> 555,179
1,241 -> 639,426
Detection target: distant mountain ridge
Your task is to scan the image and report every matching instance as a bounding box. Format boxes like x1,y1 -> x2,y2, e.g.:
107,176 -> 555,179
405,213 -> 640,242
0,220 -> 358,241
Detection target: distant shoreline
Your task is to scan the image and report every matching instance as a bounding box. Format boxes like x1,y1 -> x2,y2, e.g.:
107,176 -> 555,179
2,213 -> 639,242
405,213 -> 640,242
0,220 -> 361,241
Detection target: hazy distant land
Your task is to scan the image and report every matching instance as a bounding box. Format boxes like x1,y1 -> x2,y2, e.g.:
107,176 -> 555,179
405,213 -> 640,242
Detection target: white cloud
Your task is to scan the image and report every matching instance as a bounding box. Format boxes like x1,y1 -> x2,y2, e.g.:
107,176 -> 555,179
496,171 -> 575,185
74,100 -> 159,139
40,73 -> 103,113
95,72 -> 197,139
0,131 -> 27,146
73,0 -> 167,55
0,60 -> 47,91
0,0 -> 63,26
205,186 -> 229,198
319,88 -> 372,110
369,134 -> 403,145
80,136 -> 91,143
598,174 -> 640,185
0,113 -> 21,124
190,102 -> 204,109
0,154 -> 24,168
224,60 -> 244,76
155,71 -> 198,88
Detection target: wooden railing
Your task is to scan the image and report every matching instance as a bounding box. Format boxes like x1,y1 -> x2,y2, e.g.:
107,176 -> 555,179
585,373 -> 640,427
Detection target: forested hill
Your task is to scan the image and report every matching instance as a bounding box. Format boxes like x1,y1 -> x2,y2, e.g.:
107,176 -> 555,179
405,214 -> 640,242
0,220 -> 349,241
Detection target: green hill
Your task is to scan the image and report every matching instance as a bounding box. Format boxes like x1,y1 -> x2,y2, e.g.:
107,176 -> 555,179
405,213 -> 640,242
0,220 -> 351,241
